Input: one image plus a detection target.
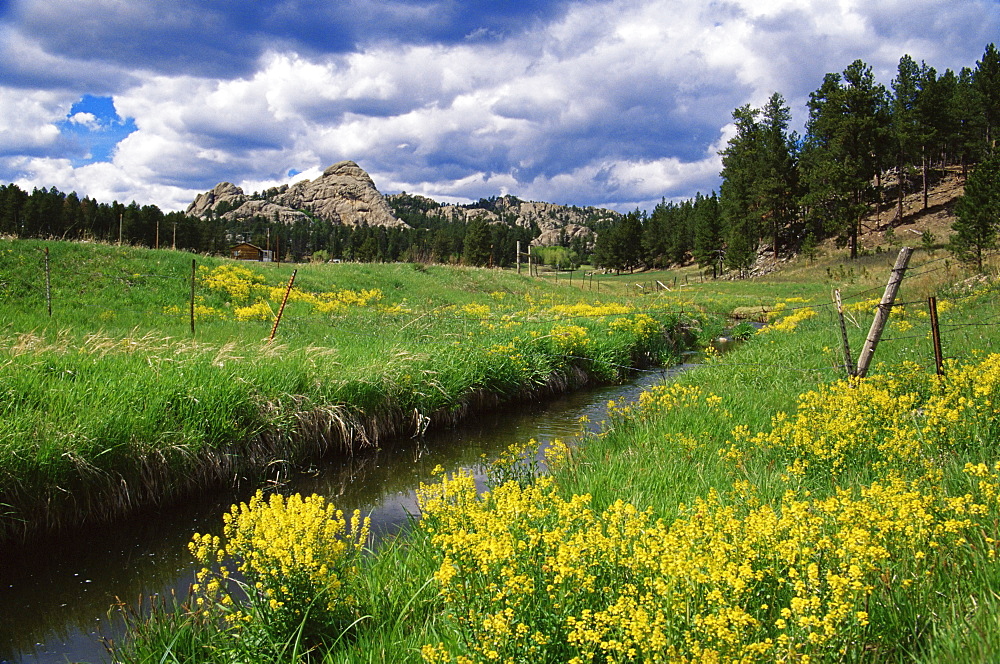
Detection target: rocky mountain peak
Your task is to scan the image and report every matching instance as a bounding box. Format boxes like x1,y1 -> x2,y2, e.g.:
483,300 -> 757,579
322,160 -> 373,182
186,162 -> 407,229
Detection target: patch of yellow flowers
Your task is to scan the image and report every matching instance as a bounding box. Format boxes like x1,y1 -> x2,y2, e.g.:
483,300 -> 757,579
761,300 -> 818,334
418,353 -> 1000,662
609,313 -> 661,341
735,354 -> 1000,483
418,469 -> 929,663
550,324 -> 592,357
189,491 -> 369,645
549,302 -> 634,319
196,264 -> 384,320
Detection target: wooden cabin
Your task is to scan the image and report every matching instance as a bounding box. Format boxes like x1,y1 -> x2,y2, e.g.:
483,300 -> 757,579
230,242 -> 273,262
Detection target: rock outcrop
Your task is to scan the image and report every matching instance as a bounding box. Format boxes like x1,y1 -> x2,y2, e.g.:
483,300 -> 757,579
533,223 -> 595,248
391,194 -> 611,246
186,161 -> 407,229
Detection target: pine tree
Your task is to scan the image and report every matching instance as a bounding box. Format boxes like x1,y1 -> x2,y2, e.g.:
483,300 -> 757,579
462,217 -> 492,266
593,212 -> 643,273
642,199 -> 673,268
950,155 -> 1000,271
691,192 -> 722,275
719,93 -> 798,270
953,67 -> 985,177
800,61 -> 889,259
757,93 -> 799,254
892,54 -> 922,222
915,63 -> 952,209
976,43 -> 1000,149
719,104 -> 763,271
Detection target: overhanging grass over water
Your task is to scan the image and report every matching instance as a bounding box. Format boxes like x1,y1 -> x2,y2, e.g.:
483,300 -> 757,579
0,239 -> 717,540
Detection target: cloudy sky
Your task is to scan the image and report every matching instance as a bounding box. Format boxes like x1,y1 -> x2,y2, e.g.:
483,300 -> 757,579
1,0 -> 998,213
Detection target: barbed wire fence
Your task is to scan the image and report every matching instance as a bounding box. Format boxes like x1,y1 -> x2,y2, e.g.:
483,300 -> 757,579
7,245 -> 1000,382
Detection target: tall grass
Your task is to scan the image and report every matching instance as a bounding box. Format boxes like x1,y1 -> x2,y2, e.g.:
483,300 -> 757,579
0,239 -> 712,540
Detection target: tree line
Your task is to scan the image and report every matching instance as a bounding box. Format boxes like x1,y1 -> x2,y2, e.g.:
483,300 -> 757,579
592,43 -> 1000,274
0,184 -> 537,266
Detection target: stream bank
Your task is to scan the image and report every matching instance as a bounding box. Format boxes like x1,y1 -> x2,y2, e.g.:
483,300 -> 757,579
1,364 -> 696,664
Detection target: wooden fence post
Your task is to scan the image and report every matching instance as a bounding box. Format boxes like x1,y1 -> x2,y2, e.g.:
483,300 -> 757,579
834,289 -> 853,377
928,296 -> 944,376
269,269 -> 297,343
855,247 -> 913,378
190,259 -> 196,335
44,247 -> 52,317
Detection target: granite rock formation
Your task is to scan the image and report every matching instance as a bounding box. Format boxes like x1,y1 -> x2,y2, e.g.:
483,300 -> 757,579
186,161 -> 407,228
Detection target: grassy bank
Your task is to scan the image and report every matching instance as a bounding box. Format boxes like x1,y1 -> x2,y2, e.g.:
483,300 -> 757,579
0,238 -> 716,541
415,257 -> 1000,663
110,247 -> 1000,662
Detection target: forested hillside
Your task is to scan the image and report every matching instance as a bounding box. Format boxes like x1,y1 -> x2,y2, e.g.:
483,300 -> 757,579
590,43 -> 1000,274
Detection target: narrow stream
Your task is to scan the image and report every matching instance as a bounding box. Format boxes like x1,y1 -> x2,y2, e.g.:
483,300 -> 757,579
0,364 -> 695,664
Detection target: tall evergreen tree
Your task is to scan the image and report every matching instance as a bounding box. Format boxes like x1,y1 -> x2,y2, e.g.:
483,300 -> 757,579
719,93 -> 798,268
593,211 -> 643,273
915,64 -> 952,209
691,192 -> 723,275
976,43 -> 1000,149
642,199 -> 673,268
462,217 -> 493,266
953,66 -> 985,177
800,61 -> 888,259
892,54 -> 922,222
719,104 -> 763,271
950,155 -> 1000,271
757,93 -> 799,254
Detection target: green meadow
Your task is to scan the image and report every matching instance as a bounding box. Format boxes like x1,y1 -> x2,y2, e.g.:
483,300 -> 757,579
108,243 -> 1000,663
9,237 -> 1000,662
0,238 -> 711,541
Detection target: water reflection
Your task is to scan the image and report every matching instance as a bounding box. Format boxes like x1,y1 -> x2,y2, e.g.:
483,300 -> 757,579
0,366 -> 688,664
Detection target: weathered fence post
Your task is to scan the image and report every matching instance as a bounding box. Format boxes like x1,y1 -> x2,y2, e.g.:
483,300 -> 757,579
269,269 -> 297,343
834,289 -> 853,377
855,247 -> 913,378
928,296 -> 944,376
44,247 -> 52,317
190,259 -> 196,335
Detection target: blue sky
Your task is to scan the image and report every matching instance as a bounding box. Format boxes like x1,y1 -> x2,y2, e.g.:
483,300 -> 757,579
1,0 -> 998,213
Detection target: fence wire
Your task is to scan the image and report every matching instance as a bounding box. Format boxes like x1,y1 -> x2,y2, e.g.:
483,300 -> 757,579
6,249 -> 1000,380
